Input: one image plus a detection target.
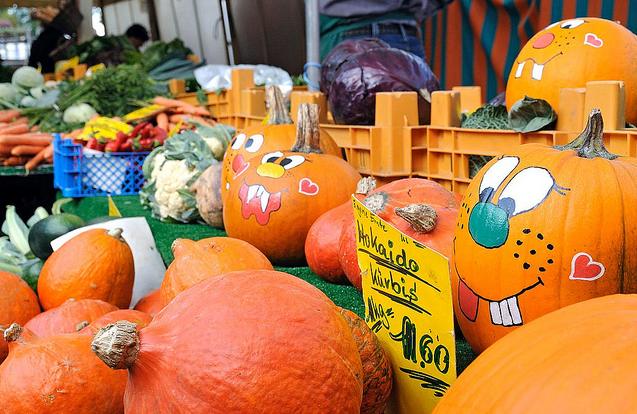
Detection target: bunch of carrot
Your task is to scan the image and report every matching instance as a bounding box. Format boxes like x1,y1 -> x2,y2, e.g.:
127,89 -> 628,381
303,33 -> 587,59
151,96 -> 217,131
0,109 -> 53,171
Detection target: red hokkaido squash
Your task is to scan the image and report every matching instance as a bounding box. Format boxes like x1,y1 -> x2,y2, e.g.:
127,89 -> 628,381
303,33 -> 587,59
92,270 -> 364,413
78,309 -> 152,336
339,178 -> 459,289
434,295 -> 637,413
0,271 -> 40,362
0,324 -> 126,413
133,289 -> 164,317
24,298 -> 117,337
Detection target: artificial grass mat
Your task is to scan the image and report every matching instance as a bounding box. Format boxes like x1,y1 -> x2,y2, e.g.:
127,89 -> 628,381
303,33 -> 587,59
64,195 -> 475,373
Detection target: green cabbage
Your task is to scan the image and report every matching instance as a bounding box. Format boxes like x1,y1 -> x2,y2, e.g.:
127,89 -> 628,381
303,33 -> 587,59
12,66 -> 44,90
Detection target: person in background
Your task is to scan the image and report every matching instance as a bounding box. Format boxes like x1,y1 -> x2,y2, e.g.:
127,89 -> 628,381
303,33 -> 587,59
319,0 -> 453,61
125,24 -> 150,50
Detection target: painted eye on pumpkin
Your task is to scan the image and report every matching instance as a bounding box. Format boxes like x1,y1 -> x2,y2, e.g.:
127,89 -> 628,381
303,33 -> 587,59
497,167 -> 555,217
244,134 -> 264,153
478,156 -> 519,202
280,155 -> 305,170
231,133 -> 247,150
560,19 -> 585,29
261,151 -> 283,164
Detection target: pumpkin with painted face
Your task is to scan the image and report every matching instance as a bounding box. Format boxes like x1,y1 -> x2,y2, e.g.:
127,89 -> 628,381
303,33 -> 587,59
506,17 -> 637,124
221,86 -> 341,201
453,109 -> 637,354
224,104 -> 361,265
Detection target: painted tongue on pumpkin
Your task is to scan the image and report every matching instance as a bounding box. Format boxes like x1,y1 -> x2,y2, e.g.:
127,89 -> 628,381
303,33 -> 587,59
458,279 -> 479,322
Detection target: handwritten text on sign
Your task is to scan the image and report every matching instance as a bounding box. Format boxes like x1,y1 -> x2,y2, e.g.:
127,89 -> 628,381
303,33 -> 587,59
353,197 -> 456,414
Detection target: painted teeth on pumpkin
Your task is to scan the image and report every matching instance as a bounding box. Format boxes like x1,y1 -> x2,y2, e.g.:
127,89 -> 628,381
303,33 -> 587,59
260,190 -> 270,213
515,62 -> 525,78
507,296 -> 522,325
531,63 -> 544,80
247,185 -> 258,202
489,301 -> 502,325
489,296 -> 523,326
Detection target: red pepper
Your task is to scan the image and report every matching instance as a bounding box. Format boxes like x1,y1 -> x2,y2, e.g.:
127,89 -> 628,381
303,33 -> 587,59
120,138 -> 133,152
140,124 -> 154,140
86,137 -> 99,150
152,127 -> 167,144
139,138 -> 154,151
105,140 -> 120,153
130,122 -> 148,137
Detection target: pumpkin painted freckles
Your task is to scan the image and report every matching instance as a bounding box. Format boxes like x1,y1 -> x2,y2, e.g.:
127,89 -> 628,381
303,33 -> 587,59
453,110 -> 637,353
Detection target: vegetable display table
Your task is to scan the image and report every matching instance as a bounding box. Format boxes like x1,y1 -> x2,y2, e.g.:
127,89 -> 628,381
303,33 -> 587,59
63,195 -> 475,373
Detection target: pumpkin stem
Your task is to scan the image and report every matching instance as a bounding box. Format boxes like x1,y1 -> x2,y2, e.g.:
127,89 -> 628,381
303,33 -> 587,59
91,321 -> 140,370
2,323 -> 22,343
291,104 -> 322,153
395,204 -> 437,233
76,321 -> 89,331
107,228 -> 124,241
363,192 -> 387,214
555,109 -> 618,160
265,85 -> 292,125
356,177 -> 377,195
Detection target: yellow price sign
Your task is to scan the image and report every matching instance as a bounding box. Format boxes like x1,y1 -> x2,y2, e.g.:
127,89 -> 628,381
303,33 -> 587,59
123,104 -> 166,122
79,117 -> 132,141
353,197 -> 456,414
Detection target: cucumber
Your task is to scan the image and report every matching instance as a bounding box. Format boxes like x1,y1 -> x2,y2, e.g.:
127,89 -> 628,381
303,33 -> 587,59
28,213 -> 86,260
86,216 -> 115,225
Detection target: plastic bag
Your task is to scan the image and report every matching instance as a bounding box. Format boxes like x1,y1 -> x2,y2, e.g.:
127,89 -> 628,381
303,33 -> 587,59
194,64 -> 293,97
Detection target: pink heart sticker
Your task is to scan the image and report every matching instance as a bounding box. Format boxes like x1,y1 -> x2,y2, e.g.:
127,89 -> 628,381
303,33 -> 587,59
569,252 -> 605,281
298,177 -> 320,196
584,33 -> 603,48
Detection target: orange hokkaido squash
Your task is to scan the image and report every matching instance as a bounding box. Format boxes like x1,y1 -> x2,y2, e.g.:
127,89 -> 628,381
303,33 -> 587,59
159,237 -> 273,305
133,289 -> 164,317
24,298 -> 117,337
0,271 -> 40,362
38,228 -> 135,310
434,295 -> 637,413
92,270 -> 364,413
78,309 -> 152,336
0,324 -> 126,413
339,308 -> 392,414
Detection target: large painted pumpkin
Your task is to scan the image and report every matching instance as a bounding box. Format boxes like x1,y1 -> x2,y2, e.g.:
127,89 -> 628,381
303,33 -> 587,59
221,86 -> 341,200
91,270 -> 364,413
224,104 -> 361,265
434,294 -> 637,413
506,17 -> 637,123
453,109 -> 637,353
0,271 -> 40,362
0,324 -> 126,413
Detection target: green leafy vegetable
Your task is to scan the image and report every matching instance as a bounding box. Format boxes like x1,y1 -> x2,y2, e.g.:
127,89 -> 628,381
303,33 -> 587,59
508,96 -> 557,133
461,104 -> 510,130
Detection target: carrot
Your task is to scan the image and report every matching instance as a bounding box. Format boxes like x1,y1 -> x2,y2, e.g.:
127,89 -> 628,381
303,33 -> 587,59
0,134 -> 53,146
156,112 -> 169,131
67,128 -> 83,139
25,145 -> 50,171
153,96 -> 196,109
171,105 -> 211,117
169,114 -> 186,123
3,156 -> 27,166
0,123 -> 30,135
0,110 -> 20,123
11,145 -> 48,156
0,144 -> 13,154
43,144 -> 54,159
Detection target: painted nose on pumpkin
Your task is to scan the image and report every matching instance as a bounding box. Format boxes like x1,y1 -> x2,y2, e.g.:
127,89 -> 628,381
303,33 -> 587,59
257,162 -> 285,178
468,202 -> 510,248
533,32 -> 555,49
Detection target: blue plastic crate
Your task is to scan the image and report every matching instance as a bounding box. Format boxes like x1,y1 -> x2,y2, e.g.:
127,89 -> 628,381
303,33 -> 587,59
53,134 -> 150,197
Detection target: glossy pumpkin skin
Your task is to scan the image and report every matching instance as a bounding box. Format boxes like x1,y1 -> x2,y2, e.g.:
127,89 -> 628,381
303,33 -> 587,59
159,237 -> 273,305
79,310 -> 152,336
434,295 -> 637,413
506,17 -> 637,123
339,308 -> 392,414
339,178 -> 460,290
0,271 -> 40,362
221,125 -> 342,201
133,289 -> 164,317
224,150 -> 361,265
98,270 -> 364,414
24,298 -> 117,337
453,134 -> 637,353
0,327 -> 126,414
38,229 -> 135,310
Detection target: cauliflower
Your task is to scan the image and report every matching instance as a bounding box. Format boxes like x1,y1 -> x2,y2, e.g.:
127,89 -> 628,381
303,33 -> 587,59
150,153 -> 199,220
63,103 -> 98,124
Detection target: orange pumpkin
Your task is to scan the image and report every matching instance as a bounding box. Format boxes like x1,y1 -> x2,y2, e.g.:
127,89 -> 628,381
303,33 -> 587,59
38,228 -> 135,310
434,294 -> 637,413
92,270 -> 364,413
453,110 -> 637,354
0,324 -> 126,413
506,17 -> 637,124
79,309 -> 152,336
339,308 -> 392,414
24,298 -> 117,337
224,104 -> 361,265
0,271 -> 40,362
159,237 -> 273,304
133,288 -> 164,317
221,86 -> 341,200
339,178 -> 459,290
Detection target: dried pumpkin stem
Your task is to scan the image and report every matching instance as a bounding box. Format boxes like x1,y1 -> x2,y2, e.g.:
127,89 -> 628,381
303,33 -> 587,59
556,109 -> 618,160
356,177 -> 377,195
291,104 -> 322,153
363,192 -> 387,214
107,228 -> 124,241
265,85 -> 292,125
91,321 -> 140,370
75,321 -> 89,331
395,204 -> 437,233
3,323 -> 22,343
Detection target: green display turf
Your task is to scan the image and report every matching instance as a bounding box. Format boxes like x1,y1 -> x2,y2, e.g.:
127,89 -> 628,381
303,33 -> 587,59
63,195 -> 475,373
